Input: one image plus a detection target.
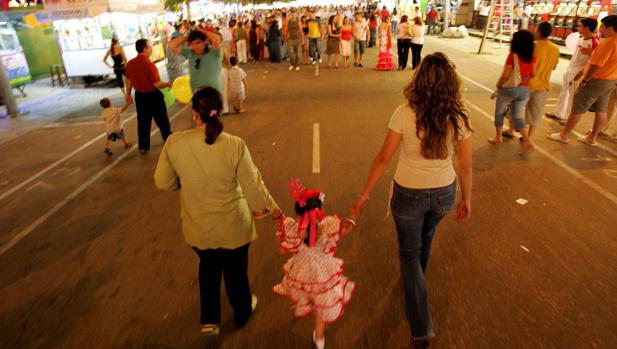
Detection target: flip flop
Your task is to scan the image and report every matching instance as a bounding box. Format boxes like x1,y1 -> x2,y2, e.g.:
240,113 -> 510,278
201,324 -> 220,336
577,137 -> 598,147
547,133 -> 569,143
501,131 -> 515,139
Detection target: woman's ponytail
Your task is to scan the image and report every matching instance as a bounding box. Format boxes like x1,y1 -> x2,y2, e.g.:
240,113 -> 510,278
191,87 -> 224,145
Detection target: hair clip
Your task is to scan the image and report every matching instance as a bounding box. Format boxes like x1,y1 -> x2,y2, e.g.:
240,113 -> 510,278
210,109 -> 218,118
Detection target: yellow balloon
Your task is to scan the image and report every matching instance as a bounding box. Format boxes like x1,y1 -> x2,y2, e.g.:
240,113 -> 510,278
172,75 -> 192,104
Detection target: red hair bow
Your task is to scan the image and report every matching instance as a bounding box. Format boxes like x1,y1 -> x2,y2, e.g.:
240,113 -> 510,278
288,179 -> 325,247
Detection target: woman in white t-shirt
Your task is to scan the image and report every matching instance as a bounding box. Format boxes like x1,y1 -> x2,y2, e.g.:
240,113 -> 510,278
347,52 -> 472,348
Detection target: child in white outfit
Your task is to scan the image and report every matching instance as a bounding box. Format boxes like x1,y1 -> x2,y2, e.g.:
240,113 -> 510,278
228,56 -> 247,113
100,97 -> 132,155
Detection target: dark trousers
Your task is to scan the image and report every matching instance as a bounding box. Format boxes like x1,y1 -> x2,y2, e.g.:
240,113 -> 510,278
135,90 -> 171,151
193,243 -> 252,327
410,43 -> 423,69
397,39 -> 411,69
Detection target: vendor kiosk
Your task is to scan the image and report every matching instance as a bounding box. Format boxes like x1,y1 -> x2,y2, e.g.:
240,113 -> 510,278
38,0 -> 165,78
0,22 -> 32,96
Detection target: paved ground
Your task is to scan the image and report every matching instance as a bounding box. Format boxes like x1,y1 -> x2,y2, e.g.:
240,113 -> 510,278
0,35 -> 616,349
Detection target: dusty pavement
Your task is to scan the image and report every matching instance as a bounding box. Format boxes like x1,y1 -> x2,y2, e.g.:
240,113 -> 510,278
0,35 -> 616,349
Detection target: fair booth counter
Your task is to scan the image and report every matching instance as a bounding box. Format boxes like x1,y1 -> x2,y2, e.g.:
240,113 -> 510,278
39,0 -> 166,78
0,22 -> 32,96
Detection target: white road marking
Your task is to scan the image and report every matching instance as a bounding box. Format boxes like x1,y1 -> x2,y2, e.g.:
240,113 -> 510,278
520,245 -> 530,253
0,113 -> 135,203
312,123 -> 320,174
0,106 -> 188,256
604,169 -> 617,179
44,121 -> 105,128
466,100 -> 617,206
25,181 -> 55,193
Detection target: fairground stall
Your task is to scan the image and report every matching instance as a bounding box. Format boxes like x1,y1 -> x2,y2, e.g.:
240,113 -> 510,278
37,0 -> 165,78
0,19 -> 32,96
529,0 -> 617,43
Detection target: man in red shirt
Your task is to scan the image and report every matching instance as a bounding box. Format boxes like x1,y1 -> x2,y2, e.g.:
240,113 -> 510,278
125,39 -> 174,154
381,6 -> 390,22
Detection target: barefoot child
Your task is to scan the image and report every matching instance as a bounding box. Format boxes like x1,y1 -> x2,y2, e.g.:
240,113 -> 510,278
274,179 -> 356,349
100,97 -> 132,155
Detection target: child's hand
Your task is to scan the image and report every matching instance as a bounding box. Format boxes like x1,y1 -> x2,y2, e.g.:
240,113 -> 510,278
341,208 -> 358,235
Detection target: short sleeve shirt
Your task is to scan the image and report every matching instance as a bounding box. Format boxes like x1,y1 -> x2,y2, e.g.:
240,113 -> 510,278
352,20 -> 368,40
388,104 -> 472,189
307,19 -> 321,38
125,54 -> 160,92
229,66 -> 246,93
529,40 -> 560,91
587,36 -> 617,81
181,47 -> 223,93
101,107 -> 122,134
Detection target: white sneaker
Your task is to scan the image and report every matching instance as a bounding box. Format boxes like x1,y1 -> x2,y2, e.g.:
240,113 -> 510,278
289,66 -> 294,71
313,331 -> 325,349
319,58 -> 323,64
295,66 -> 300,71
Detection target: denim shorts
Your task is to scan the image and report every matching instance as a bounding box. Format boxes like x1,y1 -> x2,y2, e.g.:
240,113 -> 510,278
354,40 -> 366,54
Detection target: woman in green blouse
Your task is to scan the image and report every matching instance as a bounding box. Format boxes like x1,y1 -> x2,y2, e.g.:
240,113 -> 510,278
154,87 -> 280,335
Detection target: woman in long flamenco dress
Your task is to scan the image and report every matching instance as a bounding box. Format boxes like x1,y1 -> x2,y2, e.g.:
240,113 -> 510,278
376,16 -> 396,71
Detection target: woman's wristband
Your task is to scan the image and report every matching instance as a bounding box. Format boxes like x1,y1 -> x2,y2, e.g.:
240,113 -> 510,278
359,194 -> 370,201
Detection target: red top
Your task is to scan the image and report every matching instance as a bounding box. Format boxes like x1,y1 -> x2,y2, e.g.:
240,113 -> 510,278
369,19 -> 377,28
341,28 -> 352,41
381,9 -> 389,21
506,53 -> 535,86
428,9 -> 438,20
125,54 -> 161,93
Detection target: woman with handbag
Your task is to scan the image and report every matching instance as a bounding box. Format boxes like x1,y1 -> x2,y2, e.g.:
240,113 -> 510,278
488,30 -> 536,152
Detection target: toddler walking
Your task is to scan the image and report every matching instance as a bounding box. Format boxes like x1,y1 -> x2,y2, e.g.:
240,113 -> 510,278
228,56 -> 247,113
274,179 -> 355,349
100,97 -> 132,155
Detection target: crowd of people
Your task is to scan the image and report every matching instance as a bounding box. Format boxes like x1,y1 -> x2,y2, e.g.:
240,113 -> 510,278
489,16 -> 617,152
158,5 -> 437,72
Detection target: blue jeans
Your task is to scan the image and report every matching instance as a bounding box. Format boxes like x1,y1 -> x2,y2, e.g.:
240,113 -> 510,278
309,38 -> 321,61
494,86 -> 530,130
390,180 -> 456,338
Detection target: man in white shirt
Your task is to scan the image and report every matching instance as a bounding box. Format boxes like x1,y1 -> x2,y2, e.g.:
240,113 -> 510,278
546,18 -> 599,121
218,20 -> 233,61
353,13 -> 369,67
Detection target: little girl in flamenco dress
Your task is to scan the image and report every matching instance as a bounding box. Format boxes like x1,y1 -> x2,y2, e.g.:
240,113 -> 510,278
273,180 -> 356,349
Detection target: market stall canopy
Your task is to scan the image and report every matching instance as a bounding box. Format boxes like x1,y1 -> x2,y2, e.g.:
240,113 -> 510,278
36,0 -> 163,22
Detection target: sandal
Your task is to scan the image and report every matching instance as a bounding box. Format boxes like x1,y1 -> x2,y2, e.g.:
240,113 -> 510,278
200,324 -> 220,336
547,133 -> 569,143
577,137 -> 598,147
501,131 -> 515,140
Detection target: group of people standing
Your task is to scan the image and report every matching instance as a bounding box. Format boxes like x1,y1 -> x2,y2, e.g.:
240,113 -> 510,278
488,15 -> 617,152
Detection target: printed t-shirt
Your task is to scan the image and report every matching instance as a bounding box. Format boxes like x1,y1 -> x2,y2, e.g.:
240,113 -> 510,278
529,40 -> 560,91
505,53 -> 535,86
307,19 -> 321,38
388,104 -> 472,189
181,47 -> 222,93
102,107 -> 122,134
352,20 -> 368,40
586,36 -> 617,81
569,36 -> 598,72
